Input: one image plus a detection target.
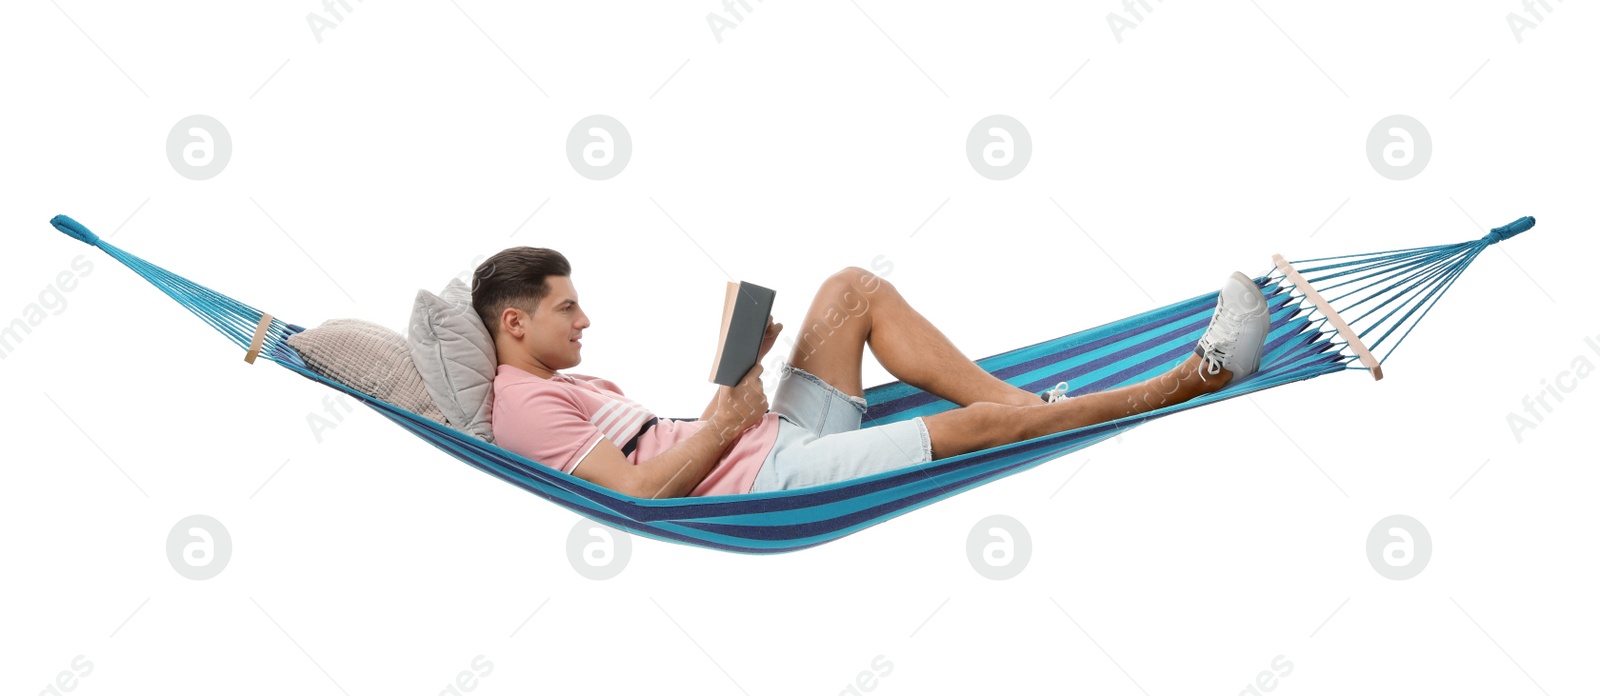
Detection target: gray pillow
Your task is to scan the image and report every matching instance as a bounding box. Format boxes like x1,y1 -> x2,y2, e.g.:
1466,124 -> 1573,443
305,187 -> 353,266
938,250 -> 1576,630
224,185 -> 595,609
286,318 -> 449,425
407,278 -> 497,443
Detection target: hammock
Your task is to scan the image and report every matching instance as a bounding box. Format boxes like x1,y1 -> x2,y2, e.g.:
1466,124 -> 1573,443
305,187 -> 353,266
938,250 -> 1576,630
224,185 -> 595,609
47,213 -> 1537,555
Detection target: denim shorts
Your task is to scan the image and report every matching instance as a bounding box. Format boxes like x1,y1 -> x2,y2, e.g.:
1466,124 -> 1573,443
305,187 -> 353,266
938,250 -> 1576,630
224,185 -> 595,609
748,362 -> 934,493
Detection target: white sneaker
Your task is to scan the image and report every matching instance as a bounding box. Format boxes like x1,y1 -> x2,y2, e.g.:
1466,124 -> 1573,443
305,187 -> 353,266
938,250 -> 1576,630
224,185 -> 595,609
1194,272 -> 1271,382
1039,381 -> 1070,403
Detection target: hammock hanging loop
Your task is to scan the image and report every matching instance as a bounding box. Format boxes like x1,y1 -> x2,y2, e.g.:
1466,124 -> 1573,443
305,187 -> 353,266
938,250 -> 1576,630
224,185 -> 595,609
1485,216 -> 1535,245
50,214 -> 101,247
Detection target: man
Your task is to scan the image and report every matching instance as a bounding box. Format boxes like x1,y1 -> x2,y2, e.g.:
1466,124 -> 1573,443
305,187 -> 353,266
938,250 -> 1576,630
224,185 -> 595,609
472,247 -> 1269,499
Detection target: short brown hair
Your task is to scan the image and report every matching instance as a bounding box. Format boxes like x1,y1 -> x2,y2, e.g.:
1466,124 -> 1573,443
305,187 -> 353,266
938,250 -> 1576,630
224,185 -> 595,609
470,247 -> 572,340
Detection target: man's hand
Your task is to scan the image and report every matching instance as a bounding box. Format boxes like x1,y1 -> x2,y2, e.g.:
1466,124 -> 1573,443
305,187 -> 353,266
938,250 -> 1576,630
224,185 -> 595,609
709,363 -> 768,439
756,315 -> 783,362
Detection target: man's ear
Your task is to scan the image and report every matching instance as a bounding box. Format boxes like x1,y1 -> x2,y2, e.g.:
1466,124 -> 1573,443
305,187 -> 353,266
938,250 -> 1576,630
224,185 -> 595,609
502,305 -> 534,341
498,307 -> 518,339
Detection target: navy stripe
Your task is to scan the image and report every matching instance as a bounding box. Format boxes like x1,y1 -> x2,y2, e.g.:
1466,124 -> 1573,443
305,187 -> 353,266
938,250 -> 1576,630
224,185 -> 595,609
621,417 -> 658,457
619,416 -> 697,457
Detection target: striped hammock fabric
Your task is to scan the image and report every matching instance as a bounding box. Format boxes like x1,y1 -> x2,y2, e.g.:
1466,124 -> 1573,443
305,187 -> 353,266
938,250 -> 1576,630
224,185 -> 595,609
46,213 -> 1536,555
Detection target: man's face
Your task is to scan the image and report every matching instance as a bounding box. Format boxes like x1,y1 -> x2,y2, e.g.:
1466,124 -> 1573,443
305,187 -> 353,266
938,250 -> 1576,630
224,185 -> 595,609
509,275 -> 590,371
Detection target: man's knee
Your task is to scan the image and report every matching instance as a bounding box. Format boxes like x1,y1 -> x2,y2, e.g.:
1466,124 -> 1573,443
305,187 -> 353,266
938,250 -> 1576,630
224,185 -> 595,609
965,402 -> 1019,438
927,402 -> 1019,456
829,266 -> 889,295
822,267 -> 891,319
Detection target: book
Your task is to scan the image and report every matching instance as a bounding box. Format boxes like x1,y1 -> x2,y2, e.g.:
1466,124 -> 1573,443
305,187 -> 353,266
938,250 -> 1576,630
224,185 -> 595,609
708,280 -> 776,387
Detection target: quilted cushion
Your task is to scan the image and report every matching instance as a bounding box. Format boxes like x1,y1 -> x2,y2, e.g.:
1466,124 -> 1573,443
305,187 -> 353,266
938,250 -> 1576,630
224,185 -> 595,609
286,318 -> 449,424
407,278 -> 497,443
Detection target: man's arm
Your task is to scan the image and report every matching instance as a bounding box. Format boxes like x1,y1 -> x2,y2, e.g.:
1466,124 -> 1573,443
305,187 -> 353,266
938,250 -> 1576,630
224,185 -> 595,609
575,363 -> 771,498
569,416 -> 745,498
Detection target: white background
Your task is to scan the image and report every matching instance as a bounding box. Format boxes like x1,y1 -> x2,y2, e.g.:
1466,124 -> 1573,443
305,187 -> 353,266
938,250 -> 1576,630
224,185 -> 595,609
2,1 -> 1597,694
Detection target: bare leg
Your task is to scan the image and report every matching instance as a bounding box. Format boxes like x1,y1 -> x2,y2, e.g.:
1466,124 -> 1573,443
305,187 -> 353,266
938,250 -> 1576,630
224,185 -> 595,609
921,353 -> 1231,459
784,267 -> 1040,408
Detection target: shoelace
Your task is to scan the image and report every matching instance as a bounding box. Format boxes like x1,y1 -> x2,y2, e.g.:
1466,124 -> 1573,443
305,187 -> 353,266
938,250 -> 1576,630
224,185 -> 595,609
1196,305 -> 1250,379
1041,381 -> 1070,403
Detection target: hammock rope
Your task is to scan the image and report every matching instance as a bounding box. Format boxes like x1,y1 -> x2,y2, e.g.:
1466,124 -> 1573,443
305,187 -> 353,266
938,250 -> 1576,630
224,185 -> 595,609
45,213 -> 1536,555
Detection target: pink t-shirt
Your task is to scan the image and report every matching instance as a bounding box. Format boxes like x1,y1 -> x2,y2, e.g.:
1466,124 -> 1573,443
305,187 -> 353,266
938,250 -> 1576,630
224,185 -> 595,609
491,364 -> 781,497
